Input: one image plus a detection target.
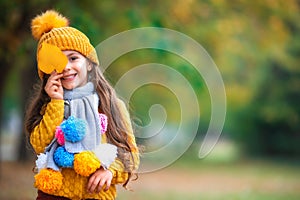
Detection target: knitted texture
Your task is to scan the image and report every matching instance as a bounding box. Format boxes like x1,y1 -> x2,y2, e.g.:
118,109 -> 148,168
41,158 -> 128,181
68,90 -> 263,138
31,10 -> 99,78
54,168 -> 118,199
30,99 -> 64,154
30,99 -> 139,199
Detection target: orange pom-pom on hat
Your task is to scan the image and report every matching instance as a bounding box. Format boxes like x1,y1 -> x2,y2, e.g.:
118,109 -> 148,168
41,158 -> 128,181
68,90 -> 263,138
31,10 -> 69,40
31,10 -> 99,78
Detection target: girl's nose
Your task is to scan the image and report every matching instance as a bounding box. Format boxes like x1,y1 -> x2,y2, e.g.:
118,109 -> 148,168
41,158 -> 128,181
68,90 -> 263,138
64,62 -> 71,71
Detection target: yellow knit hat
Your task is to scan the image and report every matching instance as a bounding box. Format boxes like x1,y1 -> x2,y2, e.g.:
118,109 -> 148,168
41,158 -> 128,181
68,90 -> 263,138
31,10 -> 99,78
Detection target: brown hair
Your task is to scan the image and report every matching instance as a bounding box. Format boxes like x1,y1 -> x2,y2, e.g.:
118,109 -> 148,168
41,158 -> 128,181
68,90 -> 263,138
91,64 -> 138,186
25,75 -> 50,134
24,64 -> 138,187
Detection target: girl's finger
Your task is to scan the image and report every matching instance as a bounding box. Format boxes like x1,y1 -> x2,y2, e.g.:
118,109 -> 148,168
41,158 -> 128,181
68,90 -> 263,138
97,178 -> 106,193
87,175 -> 95,192
50,73 -> 63,81
104,177 -> 111,191
88,176 -> 100,193
48,71 -> 62,79
51,85 -> 57,91
49,80 -> 62,87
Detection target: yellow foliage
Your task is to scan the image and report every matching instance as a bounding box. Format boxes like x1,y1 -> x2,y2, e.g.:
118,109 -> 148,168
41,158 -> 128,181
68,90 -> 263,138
226,84 -> 253,108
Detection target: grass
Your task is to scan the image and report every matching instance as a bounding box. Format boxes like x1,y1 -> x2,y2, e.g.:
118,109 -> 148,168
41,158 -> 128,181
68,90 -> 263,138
117,141 -> 300,200
1,141 -> 300,200
118,157 -> 300,200
120,191 -> 300,200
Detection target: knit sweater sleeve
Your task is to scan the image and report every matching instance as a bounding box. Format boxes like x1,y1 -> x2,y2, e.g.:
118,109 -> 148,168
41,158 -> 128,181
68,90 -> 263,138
107,100 -> 139,184
30,99 -> 64,154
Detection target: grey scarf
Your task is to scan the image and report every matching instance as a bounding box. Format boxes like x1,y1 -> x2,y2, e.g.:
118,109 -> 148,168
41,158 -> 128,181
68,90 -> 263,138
63,82 -> 101,153
46,82 -> 101,170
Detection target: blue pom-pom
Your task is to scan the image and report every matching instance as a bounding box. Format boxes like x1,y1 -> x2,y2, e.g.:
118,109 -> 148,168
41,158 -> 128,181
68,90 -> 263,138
54,146 -> 74,167
60,116 -> 87,143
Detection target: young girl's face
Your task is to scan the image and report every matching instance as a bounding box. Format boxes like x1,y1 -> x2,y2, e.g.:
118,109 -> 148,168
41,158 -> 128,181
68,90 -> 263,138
61,50 -> 92,90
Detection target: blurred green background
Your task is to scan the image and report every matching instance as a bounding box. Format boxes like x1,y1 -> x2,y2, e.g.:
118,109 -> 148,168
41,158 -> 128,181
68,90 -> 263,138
0,0 -> 300,199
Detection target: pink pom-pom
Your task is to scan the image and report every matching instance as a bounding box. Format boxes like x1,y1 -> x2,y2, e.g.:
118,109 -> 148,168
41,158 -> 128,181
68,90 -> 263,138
99,113 -> 108,134
55,126 -> 65,145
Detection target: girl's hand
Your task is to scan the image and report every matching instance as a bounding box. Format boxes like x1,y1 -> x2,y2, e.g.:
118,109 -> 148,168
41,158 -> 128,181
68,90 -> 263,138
87,167 -> 113,193
44,71 -> 64,100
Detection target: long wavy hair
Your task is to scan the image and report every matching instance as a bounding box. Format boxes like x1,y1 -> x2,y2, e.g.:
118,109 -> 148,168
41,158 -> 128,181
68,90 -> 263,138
24,61 -> 138,187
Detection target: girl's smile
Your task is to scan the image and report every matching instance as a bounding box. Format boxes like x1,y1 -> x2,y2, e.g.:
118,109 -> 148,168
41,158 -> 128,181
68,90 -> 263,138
62,73 -> 77,81
61,50 -> 92,90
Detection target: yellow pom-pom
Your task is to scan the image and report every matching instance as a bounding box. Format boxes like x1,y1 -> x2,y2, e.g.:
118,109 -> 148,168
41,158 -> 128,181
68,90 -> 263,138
34,168 -> 63,194
74,152 -> 101,177
31,10 -> 69,40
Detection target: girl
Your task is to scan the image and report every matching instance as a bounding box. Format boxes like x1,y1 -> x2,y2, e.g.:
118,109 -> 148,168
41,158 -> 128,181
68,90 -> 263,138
25,10 -> 139,200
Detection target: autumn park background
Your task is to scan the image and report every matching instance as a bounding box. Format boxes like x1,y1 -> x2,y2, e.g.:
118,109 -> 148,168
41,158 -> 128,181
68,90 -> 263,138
1,0 -> 300,199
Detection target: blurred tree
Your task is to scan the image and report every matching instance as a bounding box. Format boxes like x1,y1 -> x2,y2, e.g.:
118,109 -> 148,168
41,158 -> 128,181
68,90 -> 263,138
209,0 -> 300,158
1,0 -> 300,162
0,0 -> 92,161
0,0 -> 41,161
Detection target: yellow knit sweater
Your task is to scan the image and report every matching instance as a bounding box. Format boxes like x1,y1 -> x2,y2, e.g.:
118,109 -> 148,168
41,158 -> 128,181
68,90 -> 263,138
30,99 -> 139,200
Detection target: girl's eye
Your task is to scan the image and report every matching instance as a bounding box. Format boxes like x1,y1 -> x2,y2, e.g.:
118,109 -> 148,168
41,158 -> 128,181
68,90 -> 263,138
70,56 -> 78,61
